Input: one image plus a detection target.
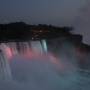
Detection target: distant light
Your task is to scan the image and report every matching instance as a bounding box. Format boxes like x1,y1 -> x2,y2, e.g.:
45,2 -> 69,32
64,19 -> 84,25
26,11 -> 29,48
40,30 -> 42,32
32,37 -> 34,40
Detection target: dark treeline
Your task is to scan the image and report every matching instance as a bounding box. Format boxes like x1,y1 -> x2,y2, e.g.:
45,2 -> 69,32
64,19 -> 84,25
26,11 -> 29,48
0,22 -> 90,52
0,22 -> 73,41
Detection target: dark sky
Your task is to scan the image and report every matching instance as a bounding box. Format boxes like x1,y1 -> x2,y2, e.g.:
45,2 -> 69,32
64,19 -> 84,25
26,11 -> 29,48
0,0 -> 84,26
73,0 -> 90,44
1,0 -> 90,44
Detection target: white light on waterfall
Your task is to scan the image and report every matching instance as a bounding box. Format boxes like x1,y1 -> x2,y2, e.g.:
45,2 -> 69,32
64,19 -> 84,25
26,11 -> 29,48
41,40 -> 47,53
30,41 -> 43,54
30,40 -> 47,54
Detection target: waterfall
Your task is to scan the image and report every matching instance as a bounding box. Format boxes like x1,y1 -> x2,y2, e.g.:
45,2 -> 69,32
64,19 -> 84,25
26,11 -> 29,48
0,40 -> 47,80
0,44 -> 12,80
4,40 -> 47,57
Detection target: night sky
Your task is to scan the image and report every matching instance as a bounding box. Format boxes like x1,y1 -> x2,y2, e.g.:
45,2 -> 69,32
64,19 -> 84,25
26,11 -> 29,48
0,0 -> 90,44
0,0 -> 84,26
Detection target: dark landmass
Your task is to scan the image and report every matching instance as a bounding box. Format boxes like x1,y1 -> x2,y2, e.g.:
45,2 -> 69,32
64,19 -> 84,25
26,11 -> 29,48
0,22 -> 72,41
0,22 -> 89,51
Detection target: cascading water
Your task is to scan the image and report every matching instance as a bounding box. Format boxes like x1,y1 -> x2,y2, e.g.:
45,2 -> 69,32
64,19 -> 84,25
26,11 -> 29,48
0,40 -> 47,58
0,44 -> 12,80
0,40 -> 47,80
0,38 -> 90,90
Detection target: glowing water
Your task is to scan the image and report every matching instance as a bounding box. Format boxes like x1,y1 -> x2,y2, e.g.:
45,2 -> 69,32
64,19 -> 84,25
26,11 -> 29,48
0,40 -> 47,80
4,40 -> 47,58
0,44 -> 12,80
0,39 -> 90,90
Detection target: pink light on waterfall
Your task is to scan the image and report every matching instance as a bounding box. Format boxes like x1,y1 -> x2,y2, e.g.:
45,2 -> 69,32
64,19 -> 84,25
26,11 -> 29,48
5,47 -> 13,59
0,43 -> 13,59
0,42 -> 71,73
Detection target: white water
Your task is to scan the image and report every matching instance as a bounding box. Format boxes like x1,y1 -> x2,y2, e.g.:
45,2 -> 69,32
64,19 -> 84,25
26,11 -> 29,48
0,40 -> 90,90
0,40 -> 47,81
0,32 -> 90,90
4,40 -> 47,57
0,44 -> 12,81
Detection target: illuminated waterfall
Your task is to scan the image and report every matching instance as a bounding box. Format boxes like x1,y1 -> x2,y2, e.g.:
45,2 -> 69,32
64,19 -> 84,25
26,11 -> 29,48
0,44 -> 12,80
0,40 -> 47,80
4,40 -> 47,56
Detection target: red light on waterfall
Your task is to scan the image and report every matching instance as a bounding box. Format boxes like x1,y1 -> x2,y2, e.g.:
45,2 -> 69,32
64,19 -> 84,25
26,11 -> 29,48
22,50 -> 42,59
5,47 -> 13,59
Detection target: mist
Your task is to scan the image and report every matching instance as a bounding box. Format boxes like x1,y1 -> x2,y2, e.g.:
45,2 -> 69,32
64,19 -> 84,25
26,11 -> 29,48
0,40 -> 90,90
